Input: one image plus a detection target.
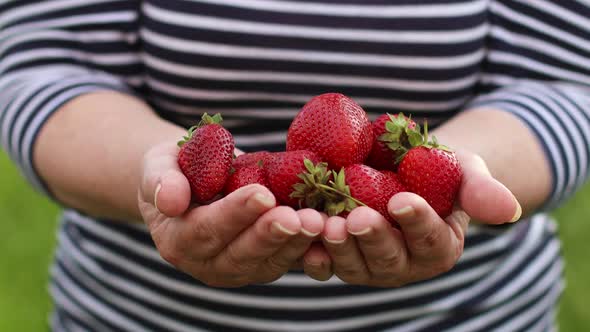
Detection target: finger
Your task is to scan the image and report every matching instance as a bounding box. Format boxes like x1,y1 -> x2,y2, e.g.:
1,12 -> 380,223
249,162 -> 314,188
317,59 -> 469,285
299,209 -> 326,239
140,143 -> 191,218
456,151 -> 522,224
322,216 -> 369,284
303,243 -> 333,281
445,208 -> 470,255
186,184 -> 276,256
214,206 -> 301,276
347,207 -> 409,281
264,209 -> 324,275
389,192 -> 460,262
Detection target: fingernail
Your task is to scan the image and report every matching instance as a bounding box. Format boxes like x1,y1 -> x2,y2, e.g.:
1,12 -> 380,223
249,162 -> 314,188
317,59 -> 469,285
392,206 -> 415,218
272,222 -> 298,236
323,236 -> 345,245
154,183 -> 162,211
251,193 -> 275,208
301,228 -> 320,237
348,227 -> 372,236
509,196 -> 522,223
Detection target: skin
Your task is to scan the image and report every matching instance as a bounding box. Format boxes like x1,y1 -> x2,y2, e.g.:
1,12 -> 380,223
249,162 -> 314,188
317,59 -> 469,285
34,91 -> 551,287
304,111 -> 551,285
35,91 -> 323,285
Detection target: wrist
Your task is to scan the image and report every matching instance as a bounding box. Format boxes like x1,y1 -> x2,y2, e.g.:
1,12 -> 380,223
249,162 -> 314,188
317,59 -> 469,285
34,91 -> 185,222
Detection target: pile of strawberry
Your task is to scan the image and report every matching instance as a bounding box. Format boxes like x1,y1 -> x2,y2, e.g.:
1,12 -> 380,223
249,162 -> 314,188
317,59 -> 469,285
178,93 -> 462,222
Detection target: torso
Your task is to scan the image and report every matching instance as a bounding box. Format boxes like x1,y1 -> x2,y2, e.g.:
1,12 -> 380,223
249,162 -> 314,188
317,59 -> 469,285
43,1 -> 563,331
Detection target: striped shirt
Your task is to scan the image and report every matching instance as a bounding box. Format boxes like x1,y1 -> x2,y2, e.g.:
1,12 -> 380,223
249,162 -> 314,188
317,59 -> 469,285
1,0 -> 589,331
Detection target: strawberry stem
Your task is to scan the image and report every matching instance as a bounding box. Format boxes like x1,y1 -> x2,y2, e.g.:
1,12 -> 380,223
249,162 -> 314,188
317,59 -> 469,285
290,159 -> 332,210
316,183 -> 367,207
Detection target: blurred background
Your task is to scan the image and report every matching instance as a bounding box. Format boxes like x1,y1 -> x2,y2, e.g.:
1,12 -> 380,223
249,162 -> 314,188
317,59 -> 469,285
1,150 -> 589,331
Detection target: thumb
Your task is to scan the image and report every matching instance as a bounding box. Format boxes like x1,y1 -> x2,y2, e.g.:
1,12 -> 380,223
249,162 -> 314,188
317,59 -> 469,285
457,152 -> 522,224
140,143 -> 191,217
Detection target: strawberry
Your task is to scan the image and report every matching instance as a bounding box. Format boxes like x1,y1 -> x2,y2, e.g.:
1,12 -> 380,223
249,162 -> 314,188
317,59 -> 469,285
177,113 -> 235,203
382,170 -> 402,184
366,113 -> 418,171
286,93 -> 373,169
233,151 -> 272,169
265,150 -> 323,208
397,126 -> 462,219
224,166 -> 269,194
324,164 -> 406,223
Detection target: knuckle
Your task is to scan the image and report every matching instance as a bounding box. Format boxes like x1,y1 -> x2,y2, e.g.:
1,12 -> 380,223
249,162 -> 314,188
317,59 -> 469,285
448,211 -> 470,237
335,267 -> 368,284
423,229 -> 441,249
190,218 -> 222,255
222,246 -> 257,278
370,252 -> 404,277
329,248 -> 352,261
265,256 -> 291,275
413,228 -> 442,254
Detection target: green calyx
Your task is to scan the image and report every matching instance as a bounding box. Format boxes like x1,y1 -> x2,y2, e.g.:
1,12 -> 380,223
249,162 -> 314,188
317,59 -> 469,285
290,159 -> 332,210
393,119 -> 453,164
177,113 -> 223,147
378,113 -> 421,159
200,112 -> 223,125
321,168 -> 367,216
289,159 -> 367,214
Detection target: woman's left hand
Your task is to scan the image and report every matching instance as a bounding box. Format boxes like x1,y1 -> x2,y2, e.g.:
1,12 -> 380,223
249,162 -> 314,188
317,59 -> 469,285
302,150 -> 522,286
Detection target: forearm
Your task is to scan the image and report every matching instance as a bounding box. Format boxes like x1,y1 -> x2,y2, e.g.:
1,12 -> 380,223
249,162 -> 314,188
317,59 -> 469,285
432,109 -> 552,216
33,91 -> 185,222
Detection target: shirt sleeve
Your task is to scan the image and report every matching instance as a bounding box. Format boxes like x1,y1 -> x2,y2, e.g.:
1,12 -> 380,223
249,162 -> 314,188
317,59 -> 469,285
467,0 -> 590,211
0,0 -> 141,196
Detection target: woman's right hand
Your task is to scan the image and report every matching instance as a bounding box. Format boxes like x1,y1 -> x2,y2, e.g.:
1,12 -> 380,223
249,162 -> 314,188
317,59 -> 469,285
137,143 -> 324,287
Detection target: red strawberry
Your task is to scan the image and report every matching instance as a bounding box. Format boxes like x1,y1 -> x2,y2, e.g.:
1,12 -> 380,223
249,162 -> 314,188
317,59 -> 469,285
265,150 -> 323,208
233,151 -> 272,169
366,113 -> 418,171
325,164 -> 406,223
286,93 -> 373,169
177,113 -> 235,203
397,133 -> 462,219
382,170 -> 402,184
224,166 -> 270,194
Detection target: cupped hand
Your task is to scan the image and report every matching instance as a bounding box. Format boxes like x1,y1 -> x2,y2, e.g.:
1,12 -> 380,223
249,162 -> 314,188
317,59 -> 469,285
305,150 -> 521,286
138,143 -> 324,287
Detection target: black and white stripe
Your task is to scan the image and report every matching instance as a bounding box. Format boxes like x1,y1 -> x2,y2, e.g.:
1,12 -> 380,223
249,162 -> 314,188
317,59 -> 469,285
1,0 -> 588,331
50,211 -> 561,332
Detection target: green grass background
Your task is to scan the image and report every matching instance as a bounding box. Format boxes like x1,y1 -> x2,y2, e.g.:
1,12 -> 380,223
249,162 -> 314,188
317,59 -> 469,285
1,151 -> 589,331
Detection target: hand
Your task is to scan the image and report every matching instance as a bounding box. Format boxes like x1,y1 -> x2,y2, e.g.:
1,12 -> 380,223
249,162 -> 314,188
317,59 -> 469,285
304,150 -> 521,286
137,143 -> 324,287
